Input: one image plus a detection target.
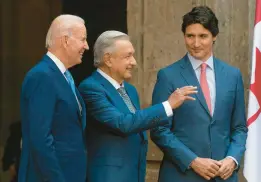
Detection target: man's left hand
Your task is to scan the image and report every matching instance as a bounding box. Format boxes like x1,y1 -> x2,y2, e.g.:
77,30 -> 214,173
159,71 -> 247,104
217,158 -> 236,180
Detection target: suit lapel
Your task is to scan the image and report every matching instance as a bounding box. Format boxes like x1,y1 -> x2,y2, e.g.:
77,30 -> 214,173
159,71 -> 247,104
180,55 -> 211,116
93,72 -> 147,140
212,58 -> 225,121
93,71 -> 131,114
43,55 -> 82,127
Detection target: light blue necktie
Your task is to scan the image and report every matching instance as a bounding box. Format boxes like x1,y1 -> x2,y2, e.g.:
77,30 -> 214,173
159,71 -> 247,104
118,87 -> 147,140
117,87 -> 136,113
64,70 -> 82,112
64,70 -> 76,96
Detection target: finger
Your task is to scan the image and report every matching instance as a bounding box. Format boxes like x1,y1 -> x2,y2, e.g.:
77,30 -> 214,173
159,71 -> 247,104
212,160 -> 222,167
175,88 -> 181,94
183,90 -> 198,95
223,171 -> 233,180
223,169 -> 233,180
207,167 -> 219,176
179,85 -> 197,89
210,161 -> 222,171
206,170 -> 216,178
184,96 -> 196,101
220,173 -> 230,180
201,173 -> 211,181
218,165 -> 227,176
180,86 -> 198,92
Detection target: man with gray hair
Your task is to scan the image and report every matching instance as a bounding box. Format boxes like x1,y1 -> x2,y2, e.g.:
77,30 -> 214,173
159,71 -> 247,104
79,30 -> 197,182
19,14 -> 89,182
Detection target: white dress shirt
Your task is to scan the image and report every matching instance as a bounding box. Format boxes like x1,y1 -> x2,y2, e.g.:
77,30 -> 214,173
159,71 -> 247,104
47,51 -> 67,75
97,69 -> 173,117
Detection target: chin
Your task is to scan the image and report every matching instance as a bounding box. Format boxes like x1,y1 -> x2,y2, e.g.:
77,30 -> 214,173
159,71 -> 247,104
191,54 -> 203,60
76,59 -> 82,64
124,75 -> 132,81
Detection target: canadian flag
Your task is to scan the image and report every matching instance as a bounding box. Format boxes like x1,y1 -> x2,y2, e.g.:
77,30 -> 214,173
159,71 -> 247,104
243,0 -> 261,182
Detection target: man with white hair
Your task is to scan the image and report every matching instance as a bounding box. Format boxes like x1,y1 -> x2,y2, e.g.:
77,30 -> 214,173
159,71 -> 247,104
19,14 -> 89,182
79,30 -> 197,182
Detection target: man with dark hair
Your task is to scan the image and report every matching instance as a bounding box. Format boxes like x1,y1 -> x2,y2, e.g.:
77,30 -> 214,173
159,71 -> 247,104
151,6 -> 247,182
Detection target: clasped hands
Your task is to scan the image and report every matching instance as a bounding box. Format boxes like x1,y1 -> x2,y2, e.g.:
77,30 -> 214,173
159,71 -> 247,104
190,157 -> 236,180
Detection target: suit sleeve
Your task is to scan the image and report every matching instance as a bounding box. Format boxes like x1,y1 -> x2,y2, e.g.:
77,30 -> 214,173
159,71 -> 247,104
25,73 -> 65,182
150,70 -> 197,172
79,81 -> 169,136
226,69 -> 248,165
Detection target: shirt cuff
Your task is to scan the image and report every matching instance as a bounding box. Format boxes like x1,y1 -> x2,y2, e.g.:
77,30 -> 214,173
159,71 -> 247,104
226,156 -> 238,170
162,101 -> 173,117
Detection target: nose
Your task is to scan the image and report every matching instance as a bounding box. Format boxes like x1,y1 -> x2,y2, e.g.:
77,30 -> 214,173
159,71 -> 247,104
194,37 -> 200,47
131,57 -> 137,66
84,40 -> 89,50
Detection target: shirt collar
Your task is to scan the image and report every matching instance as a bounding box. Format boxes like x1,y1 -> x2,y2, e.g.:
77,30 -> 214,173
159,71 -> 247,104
97,68 -> 123,90
187,53 -> 214,71
46,51 -> 67,74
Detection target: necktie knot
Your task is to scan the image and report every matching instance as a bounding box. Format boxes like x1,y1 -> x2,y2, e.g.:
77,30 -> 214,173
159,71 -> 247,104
201,63 -> 207,72
117,87 -> 127,96
64,70 -> 76,95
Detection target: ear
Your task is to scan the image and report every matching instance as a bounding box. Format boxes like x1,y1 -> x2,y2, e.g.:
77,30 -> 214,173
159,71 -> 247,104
213,35 -> 217,44
213,35 -> 217,42
103,53 -> 112,67
61,35 -> 69,48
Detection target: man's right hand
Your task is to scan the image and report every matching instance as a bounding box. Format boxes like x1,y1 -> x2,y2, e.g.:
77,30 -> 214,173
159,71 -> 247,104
190,157 -> 222,180
168,86 -> 197,109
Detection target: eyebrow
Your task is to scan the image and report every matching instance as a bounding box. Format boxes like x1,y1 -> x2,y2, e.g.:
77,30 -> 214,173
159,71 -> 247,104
185,33 -> 208,36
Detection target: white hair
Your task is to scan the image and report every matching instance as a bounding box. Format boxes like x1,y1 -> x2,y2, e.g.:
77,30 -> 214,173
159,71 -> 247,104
45,14 -> 85,49
93,30 -> 130,67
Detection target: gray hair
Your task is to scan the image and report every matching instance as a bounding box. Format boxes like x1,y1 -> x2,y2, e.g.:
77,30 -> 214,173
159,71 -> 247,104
93,30 -> 130,67
45,14 -> 85,49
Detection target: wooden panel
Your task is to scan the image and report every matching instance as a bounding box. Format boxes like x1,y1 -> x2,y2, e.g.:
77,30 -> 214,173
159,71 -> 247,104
0,0 -> 61,146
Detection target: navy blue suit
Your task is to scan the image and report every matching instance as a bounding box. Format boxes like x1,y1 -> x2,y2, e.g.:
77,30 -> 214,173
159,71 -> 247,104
151,55 -> 247,182
79,71 -> 169,182
19,55 -> 87,182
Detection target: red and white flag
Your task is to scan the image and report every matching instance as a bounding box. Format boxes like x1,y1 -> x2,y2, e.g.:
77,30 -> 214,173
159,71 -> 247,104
244,0 -> 261,181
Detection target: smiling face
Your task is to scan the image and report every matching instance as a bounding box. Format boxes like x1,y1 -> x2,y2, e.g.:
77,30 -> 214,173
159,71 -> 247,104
184,23 -> 216,61
66,23 -> 89,67
105,39 -> 137,84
